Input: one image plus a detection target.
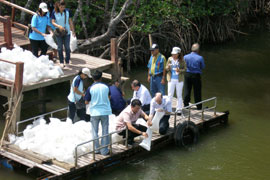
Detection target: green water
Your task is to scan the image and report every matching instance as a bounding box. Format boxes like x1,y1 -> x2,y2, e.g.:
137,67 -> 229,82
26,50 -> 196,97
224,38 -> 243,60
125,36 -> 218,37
1,28 -> 270,179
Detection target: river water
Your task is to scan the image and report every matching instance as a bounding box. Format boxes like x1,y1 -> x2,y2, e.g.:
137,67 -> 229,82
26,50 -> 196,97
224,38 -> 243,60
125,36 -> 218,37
1,27 -> 270,179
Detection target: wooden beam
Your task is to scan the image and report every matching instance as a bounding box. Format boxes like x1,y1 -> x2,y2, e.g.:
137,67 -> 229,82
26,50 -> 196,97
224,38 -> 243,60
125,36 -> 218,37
3,16 -> 12,49
0,88 -> 11,98
11,7 -> 15,25
0,0 -> 36,15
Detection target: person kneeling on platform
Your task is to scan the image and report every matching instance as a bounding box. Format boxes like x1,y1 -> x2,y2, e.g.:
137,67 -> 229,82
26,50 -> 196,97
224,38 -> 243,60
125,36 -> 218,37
116,99 -> 151,145
149,92 -> 172,135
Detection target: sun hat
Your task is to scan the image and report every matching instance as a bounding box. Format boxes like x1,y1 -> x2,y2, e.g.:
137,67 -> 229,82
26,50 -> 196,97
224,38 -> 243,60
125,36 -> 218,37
171,47 -> 181,55
39,3 -> 49,13
82,68 -> 91,78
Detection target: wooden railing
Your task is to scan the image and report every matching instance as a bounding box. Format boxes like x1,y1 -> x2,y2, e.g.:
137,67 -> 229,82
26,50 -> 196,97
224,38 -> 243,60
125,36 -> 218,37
0,16 -> 12,49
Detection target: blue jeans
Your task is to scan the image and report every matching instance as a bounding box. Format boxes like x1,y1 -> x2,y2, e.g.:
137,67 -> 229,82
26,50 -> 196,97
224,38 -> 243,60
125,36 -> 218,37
55,34 -> 70,64
91,115 -> 109,155
150,75 -> 165,97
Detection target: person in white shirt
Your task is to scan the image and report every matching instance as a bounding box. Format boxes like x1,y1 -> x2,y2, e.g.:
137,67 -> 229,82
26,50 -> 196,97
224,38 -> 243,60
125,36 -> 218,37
149,92 -> 172,135
131,80 -> 152,112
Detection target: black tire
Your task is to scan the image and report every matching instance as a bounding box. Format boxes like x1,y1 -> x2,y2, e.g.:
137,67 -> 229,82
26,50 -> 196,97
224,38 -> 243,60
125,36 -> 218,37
174,121 -> 199,147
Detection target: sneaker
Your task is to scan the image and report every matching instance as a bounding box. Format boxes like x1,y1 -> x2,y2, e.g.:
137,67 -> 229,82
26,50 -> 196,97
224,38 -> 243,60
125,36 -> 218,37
60,64 -> 64,68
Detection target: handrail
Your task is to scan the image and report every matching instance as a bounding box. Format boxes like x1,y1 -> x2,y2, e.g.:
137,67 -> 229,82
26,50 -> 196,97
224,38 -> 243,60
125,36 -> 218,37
16,107 -> 68,135
174,97 -> 217,126
0,0 -> 36,15
74,128 -> 129,168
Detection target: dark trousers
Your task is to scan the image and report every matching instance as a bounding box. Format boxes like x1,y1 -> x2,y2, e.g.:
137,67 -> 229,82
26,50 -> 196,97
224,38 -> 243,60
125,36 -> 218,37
159,115 -> 170,135
183,72 -> 202,110
68,100 -> 86,122
30,39 -> 48,57
119,124 -> 147,144
142,104 -> 150,114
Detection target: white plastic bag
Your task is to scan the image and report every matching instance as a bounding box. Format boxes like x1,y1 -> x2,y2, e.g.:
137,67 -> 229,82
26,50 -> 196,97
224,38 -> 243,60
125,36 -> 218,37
70,31 -> 77,52
139,128 -> 152,151
44,34 -> 58,49
150,111 -> 165,132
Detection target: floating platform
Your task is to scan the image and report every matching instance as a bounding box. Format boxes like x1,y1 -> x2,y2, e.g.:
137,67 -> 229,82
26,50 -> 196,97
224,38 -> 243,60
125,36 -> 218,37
0,98 -> 229,180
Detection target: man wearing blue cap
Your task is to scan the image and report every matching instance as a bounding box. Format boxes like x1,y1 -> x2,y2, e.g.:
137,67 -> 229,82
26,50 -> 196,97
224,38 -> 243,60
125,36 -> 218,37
147,44 -> 167,97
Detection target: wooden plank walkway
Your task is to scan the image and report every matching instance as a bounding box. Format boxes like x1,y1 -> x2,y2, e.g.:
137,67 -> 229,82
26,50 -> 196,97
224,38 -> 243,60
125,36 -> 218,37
0,105 -> 229,180
0,23 -> 29,47
23,53 -> 114,92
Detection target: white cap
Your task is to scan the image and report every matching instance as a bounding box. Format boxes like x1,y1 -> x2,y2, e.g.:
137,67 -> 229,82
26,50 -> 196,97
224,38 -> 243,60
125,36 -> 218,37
150,44 -> 159,51
171,47 -> 181,55
39,2 -> 48,13
82,68 -> 91,78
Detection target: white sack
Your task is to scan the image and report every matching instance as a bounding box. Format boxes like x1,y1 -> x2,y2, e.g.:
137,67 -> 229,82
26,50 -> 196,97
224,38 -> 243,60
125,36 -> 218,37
44,34 -> 58,49
139,128 -> 152,151
70,31 -> 77,52
150,111 -> 165,132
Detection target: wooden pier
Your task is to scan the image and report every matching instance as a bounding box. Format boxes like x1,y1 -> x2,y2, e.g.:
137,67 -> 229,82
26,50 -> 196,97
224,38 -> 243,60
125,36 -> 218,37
0,98 -> 229,180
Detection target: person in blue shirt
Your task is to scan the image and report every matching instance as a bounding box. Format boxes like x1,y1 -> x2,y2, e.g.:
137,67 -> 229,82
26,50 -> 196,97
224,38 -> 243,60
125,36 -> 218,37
183,43 -> 205,110
109,80 -> 126,116
29,3 -> 53,57
67,68 -> 91,122
85,70 -> 112,156
51,0 -> 75,68
147,44 -> 167,96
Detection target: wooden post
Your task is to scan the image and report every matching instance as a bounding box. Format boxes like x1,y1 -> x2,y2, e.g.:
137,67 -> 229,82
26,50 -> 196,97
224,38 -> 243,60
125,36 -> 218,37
148,34 -> 153,48
11,7 -> 15,25
3,16 -> 13,49
110,38 -> 120,82
14,62 -> 24,96
11,61 -> 24,133
127,31 -> 131,73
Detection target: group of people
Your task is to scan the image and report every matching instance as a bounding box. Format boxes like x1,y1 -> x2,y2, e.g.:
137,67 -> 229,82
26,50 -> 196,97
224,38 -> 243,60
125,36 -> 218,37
67,42 -> 205,155
29,0 -> 74,68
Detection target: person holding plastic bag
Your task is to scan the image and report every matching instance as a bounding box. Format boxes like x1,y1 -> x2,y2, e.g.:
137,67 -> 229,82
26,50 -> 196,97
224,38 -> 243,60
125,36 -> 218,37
148,92 -> 172,135
116,99 -> 151,145
67,68 -> 91,122
166,47 -> 186,114
29,2 -> 53,57
51,0 -> 75,68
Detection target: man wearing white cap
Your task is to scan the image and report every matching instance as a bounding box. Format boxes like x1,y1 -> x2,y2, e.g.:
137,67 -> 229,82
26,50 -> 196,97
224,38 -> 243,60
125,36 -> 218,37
147,43 -> 167,97
166,47 -> 186,113
67,68 -> 91,122
29,2 -> 53,57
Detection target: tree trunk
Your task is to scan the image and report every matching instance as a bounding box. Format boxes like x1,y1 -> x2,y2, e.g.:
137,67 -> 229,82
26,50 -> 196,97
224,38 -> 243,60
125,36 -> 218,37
20,0 -> 33,23
78,0 -> 88,39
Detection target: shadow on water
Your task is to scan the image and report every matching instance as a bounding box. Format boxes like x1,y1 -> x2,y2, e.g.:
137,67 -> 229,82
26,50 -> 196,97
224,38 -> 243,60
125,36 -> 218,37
1,26 -> 270,179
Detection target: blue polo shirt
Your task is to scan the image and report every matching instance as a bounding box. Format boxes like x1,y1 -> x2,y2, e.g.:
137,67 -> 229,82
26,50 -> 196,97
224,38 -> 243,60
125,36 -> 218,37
109,85 -> 126,111
184,52 -> 205,74
147,53 -> 166,75
51,9 -> 73,35
47,12 -> 55,30
67,75 -> 83,103
29,14 -> 49,40
84,82 -> 112,116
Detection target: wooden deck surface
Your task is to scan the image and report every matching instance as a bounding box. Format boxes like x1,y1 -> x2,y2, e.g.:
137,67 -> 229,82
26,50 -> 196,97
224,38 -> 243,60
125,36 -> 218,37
0,107 -> 228,179
0,23 -> 29,47
23,53 -> 114,92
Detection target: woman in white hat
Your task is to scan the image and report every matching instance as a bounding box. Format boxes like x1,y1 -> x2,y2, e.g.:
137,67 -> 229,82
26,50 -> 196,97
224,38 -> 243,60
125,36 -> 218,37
67,68 -> 91,122
166,47 -> 187,113
29,2 -> 53,57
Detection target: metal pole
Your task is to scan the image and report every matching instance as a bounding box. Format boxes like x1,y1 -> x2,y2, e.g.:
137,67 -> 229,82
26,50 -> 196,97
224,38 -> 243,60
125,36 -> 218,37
92,141 -> 95,161
75,147 -> 78,167
125,128 -> 128,148
109,134 -> 112,156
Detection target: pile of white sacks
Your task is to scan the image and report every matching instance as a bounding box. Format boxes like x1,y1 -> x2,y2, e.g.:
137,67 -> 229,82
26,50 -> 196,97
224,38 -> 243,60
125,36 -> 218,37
9,115 -> 123,164
0,45 -> 63,85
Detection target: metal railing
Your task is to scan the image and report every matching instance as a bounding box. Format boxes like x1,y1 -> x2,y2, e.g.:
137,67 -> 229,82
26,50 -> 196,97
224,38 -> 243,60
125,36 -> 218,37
16,107 -> 68,136
74,128 -> 128,168
173,97 -> 217,128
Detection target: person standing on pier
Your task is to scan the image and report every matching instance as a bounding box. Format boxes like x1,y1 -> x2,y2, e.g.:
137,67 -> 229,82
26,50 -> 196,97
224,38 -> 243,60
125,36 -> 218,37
183,43 -> 205,110
67,68 -> 91,122
131,80 -> 151,113
51,0 -> 75,68
85,70 -> 112,156
166,47 -> 186,113
149,92 -> 172,135
147,44 -> 167,96
29,2 -> 53,57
